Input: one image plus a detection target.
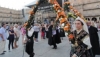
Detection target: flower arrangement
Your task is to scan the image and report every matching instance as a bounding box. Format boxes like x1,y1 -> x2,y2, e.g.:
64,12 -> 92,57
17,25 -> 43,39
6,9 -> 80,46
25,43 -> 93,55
23,0 -> 47,29
64,1 -> 86,22
68,33 -> 74,40
23,0 -> 86,41
49,0 -> 74,40
60,18 -> 66,24
64,2 -> 70,11
53,4 -> 61,11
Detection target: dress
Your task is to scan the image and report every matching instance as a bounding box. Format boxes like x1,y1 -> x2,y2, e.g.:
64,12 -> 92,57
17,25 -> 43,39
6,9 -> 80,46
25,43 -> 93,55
70,30 -> 92,57
55,28 -> 61,44
48,25 -> 54,45
41,27 -> 45,38
21,27 -> 26,35
26,30 -> 34,57
48,25 -> 61,46
59,28 -> 65,37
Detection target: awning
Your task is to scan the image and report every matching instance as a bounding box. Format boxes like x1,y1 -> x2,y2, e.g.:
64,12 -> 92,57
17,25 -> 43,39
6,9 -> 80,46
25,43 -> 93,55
25,1 -> 37,8
25,0 -> 62,11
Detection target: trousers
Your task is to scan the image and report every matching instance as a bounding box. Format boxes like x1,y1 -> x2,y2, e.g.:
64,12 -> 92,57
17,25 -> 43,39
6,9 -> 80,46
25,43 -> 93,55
8,38 -> 14,50
0,41 -> 6,54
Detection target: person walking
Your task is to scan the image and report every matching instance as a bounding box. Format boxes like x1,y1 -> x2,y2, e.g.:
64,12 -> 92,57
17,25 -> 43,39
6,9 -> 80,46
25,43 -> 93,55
32,23 -> 40,43
87,21 -> 100,57
14,24 -> 20,48
24,27 -> 35,57
0,23 -> 7,55
21,25 -> 26,43
48,21 -> 61,49
45,24 -> 49,38
70,17 -> 92,57
41,24 -> 45,39
57,24 -> 65,40
8,26 -> 15,52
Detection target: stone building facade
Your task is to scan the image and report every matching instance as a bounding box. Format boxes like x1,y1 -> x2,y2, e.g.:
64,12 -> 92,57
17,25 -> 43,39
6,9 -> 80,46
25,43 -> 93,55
0,6 -> 24,25
25,0 -> 100,22
24,8 -> 56,24
69,0 -> 100,21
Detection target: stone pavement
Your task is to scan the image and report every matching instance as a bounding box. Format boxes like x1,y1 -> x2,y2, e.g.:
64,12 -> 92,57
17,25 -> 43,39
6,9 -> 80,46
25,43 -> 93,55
0,32 -> 100,57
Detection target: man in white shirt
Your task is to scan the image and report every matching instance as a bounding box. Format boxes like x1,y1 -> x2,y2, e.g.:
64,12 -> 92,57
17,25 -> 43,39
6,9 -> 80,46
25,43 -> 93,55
32,23 -> 40,42
0,23 -> 7,55
14,24 -> 20,48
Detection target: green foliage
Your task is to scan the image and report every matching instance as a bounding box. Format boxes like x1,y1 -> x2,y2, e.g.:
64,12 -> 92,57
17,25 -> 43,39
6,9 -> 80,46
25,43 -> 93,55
67,12 -> 76,19
64,4 -> 70,12
26,15 -> 34,29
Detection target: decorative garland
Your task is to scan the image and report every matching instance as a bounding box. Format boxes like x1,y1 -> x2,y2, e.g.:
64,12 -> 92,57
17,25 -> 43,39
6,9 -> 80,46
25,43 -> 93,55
24,0 -> 47,29
64,2 -> 86,21
48,0 -> 72,37
24,0 -> 86,40
64,1 -> 86,40
67,12 -> 76,19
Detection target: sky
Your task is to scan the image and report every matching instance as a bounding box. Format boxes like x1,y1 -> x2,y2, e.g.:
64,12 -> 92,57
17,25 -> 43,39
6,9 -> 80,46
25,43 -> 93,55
0,0 -> 37,10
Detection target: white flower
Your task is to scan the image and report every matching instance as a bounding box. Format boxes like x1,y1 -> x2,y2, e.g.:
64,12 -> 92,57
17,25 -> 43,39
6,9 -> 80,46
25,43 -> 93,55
57,10 -> 61,12
59,18 -> 63,21
61,23 -> 65,27
53,4 -> 57,7
65,32 -> 68,36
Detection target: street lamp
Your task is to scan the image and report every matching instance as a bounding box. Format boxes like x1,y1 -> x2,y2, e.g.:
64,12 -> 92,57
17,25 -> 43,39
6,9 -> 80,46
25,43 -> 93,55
10,11 -> 13,22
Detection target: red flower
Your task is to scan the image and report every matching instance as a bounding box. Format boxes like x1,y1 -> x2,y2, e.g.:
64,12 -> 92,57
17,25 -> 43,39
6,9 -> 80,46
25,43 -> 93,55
68,34 -> 74,39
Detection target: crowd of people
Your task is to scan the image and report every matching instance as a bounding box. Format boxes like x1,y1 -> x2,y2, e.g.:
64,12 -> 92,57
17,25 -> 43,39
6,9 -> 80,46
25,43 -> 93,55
0,17 -> 100,57
22,22 -> 66,57
0,23 -> 21,55
24,19 -> 100,57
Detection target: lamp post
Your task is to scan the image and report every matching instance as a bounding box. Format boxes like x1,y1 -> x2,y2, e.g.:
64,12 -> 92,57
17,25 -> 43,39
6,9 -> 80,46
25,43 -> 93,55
10,11 -> 12,25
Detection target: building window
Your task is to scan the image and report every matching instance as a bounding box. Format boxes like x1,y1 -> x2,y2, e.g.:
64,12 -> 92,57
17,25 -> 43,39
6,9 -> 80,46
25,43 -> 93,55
92,17 -> 97,22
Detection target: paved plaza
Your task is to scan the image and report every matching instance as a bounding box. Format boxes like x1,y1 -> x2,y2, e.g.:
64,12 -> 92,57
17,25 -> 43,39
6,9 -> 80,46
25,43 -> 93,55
0,31 -> 100,57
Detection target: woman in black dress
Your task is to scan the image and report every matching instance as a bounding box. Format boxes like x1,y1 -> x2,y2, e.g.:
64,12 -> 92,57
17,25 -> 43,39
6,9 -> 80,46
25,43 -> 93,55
8,26 -> 15,51
48,21 -> 54,47
48,21 -> 61,49
25,28 -> 35,57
